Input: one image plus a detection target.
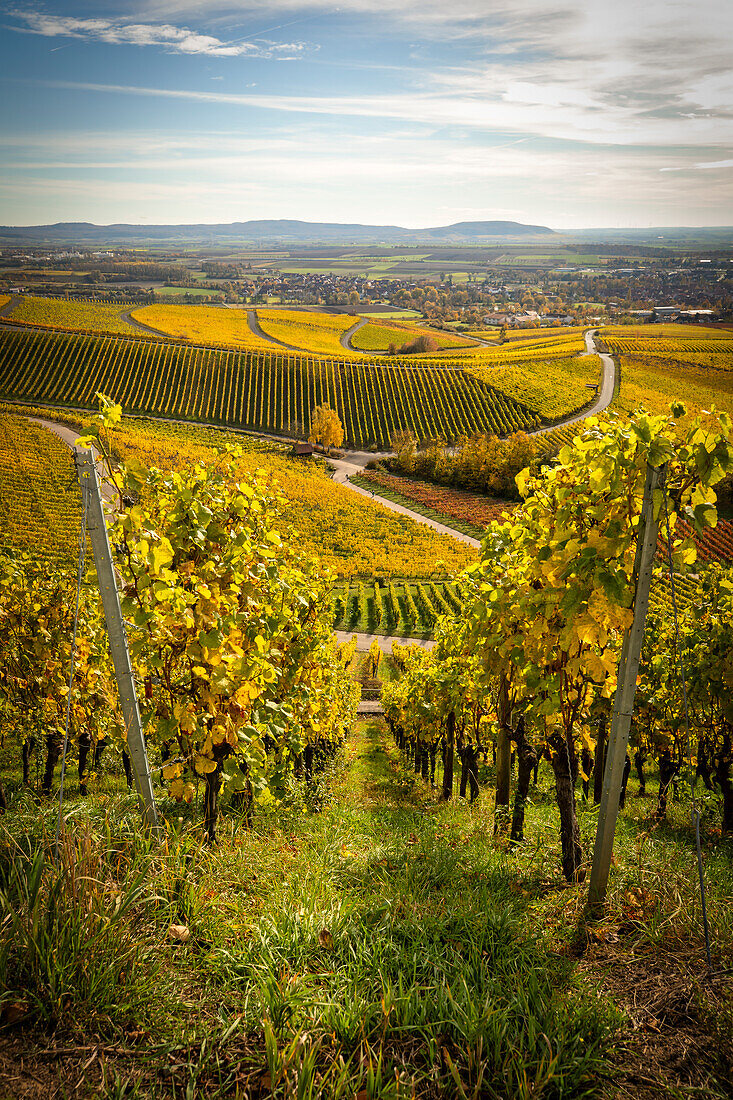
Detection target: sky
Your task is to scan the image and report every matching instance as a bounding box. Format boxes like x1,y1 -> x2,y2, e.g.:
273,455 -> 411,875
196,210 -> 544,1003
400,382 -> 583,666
1,0 -> 732,230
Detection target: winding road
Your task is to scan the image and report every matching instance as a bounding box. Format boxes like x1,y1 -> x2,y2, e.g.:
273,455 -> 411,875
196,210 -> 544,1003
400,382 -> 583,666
16,327 -> 616,652
326,327 -> 614,543
246,309 -> 303,352
119,309 -> 166,336
534,328 -> 614,435
340,317 -> 368,351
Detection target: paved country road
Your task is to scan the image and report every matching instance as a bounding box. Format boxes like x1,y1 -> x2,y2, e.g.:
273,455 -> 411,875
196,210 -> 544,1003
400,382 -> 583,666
327,328 -> 615,546
534,328 -> 615,435
327,453 -> 481,549
340,317 -> 367,351
18,327 -> 617,652
246,309 -> 303,351
119,309 -> 166,336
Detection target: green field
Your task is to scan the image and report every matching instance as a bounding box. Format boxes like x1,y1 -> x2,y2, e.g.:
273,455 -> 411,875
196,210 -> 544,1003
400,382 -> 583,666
155,285 -> 214,297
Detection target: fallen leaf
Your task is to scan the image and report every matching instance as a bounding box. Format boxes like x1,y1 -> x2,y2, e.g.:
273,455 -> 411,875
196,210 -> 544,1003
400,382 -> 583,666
1,1001 -> 29,1026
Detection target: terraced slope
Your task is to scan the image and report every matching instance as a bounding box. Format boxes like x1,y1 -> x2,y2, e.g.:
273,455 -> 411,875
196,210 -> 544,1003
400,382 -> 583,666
0,328 -> 540,448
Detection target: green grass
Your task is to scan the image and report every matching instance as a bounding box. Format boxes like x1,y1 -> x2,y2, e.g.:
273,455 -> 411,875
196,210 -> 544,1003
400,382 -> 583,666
1,718 -> 732,1096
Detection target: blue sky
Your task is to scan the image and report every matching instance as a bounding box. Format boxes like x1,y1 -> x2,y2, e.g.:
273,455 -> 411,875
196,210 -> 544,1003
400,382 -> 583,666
1,0 -> 732,229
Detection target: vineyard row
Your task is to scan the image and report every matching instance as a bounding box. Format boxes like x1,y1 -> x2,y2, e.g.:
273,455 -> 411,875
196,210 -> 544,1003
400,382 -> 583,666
332,579 -> 463,636
0,328 -> 540,448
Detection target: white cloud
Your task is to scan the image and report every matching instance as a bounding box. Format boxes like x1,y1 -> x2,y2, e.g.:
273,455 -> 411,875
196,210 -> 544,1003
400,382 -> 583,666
40,77 -> 733,148
3,124 -> 731,229
8,10 -> 310,57
661,159 -> 733,173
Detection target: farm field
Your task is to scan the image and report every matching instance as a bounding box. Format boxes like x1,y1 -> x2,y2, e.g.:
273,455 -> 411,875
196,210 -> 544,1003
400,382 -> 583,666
332,578 -> 465,636
2,390 -> 733,1100
600,327 -> 733,400
611,350 -> 733,425
4,294 -> 135,334
256,308 -> 357,355
602,323 -> 728,340
465,325 -> 587,343
458,331 -> 587,365
131,303 -> 274,349
0,328 -> 541,448
0,410 -> 472,585
352,309 -> 422,319
355,469 -> 512,538
0,292 -> 590,368
153,285 -> 214,297
100,416 -> 475,580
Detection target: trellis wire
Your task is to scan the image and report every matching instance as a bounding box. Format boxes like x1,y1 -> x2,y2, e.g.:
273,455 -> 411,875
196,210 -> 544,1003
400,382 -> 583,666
661,486 -> 713,970
54,464 -> 89,860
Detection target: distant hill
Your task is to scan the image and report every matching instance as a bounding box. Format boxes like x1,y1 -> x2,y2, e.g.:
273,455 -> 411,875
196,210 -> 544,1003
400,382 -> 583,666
0,218 -> 555,245
424,221 -> 552,239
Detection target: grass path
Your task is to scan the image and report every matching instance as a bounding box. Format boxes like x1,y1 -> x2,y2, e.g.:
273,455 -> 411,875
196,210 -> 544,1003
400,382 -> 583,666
1,720 -> 732,1097
0,720 -> 619,1099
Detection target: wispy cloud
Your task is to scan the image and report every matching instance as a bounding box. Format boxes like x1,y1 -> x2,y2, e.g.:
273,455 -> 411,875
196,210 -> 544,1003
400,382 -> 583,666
661,159 -> 733,173
37,77 -> 733,147
8,10 -> 311,58
3,127 -> 731,230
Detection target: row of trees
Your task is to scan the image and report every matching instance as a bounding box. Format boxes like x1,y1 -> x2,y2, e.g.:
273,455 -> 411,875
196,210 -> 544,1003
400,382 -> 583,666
383,406 -> 733,879
386,429 -> 540,499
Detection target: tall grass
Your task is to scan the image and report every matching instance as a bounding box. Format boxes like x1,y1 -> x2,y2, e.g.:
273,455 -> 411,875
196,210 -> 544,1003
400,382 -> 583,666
0,823 -> 154,1027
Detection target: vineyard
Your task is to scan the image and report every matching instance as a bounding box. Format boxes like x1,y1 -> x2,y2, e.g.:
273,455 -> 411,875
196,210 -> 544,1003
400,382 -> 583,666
4,294 -> 135,334
255,309 -> 358,355
0,413 -> 89,565
1,397 -> 733,1099
2,295 -> 586,367
332,578 -> 465,636
465,325 -> 588,344
349,319 -> 475,353
130,304 -> 275,350
355,469 -> 511,537
94,416 -> 475,580
0,327 -> 542,447
470,352 -> 602,421
613,353 -> 733,424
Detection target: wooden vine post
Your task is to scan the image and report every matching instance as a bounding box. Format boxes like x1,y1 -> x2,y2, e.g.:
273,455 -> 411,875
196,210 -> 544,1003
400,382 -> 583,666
75,446 -> 159,832
588,461 -> 667,915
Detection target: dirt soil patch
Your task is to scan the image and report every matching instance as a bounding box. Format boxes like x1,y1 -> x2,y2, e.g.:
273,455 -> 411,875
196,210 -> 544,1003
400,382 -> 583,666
582,948 -> 733,1098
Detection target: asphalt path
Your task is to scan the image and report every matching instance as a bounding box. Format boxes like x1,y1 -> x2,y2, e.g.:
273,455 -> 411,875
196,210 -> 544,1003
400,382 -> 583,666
325,328 -> 614,549
16,326 -> 618,654
26,417 -> 118,504
327,454 -> 481,549
340,317 -> 367,351
0,297 -> 19,319
247,309 -> 303,351
119,309 -> 166,336
533,328 -> 615,435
